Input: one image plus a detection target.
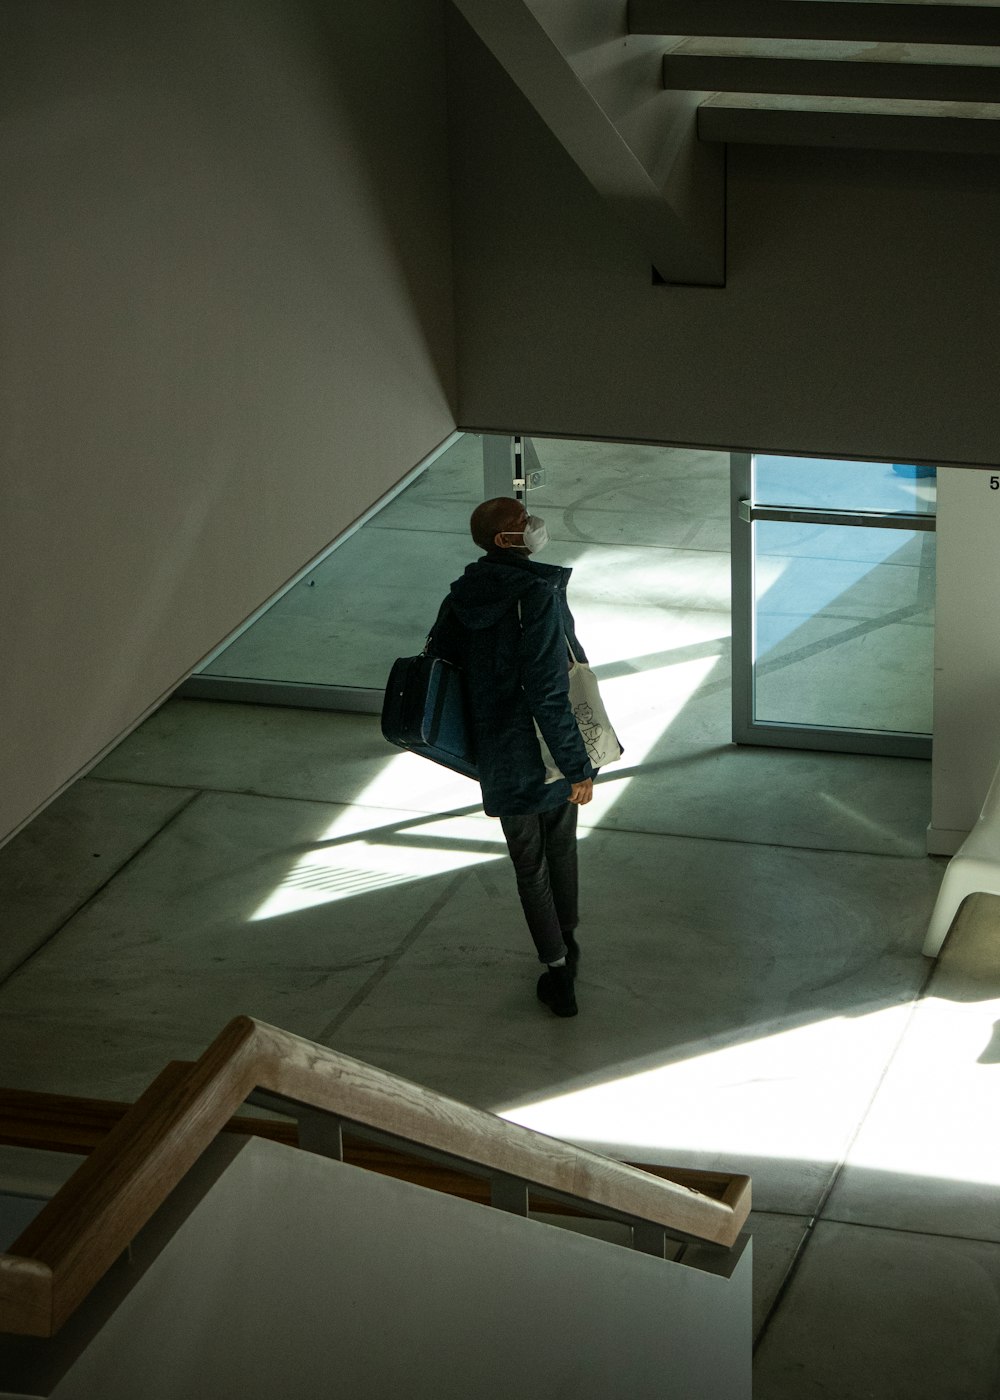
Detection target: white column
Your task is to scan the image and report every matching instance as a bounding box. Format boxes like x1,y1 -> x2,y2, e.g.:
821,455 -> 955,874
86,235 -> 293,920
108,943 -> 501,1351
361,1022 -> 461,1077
929,466 -> 1000,854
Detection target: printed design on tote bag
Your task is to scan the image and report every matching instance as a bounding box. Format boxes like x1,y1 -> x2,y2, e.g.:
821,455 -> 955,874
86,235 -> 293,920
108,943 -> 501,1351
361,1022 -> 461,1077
573,701 -> 609,765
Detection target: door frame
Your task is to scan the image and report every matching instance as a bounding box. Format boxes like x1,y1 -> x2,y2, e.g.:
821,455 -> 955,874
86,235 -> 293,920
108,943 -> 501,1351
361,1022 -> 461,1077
730,451 -> 934,759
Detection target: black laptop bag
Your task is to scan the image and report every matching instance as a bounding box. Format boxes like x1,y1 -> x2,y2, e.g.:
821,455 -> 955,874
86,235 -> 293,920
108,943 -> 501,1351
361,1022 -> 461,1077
380,652 -> 477,780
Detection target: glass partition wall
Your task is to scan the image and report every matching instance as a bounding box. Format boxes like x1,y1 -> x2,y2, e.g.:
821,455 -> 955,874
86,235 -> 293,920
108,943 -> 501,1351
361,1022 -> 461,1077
182,432 -> 483,711
730,453 -> 936,757
183,434 -> 738,754
185,438 -> 936,766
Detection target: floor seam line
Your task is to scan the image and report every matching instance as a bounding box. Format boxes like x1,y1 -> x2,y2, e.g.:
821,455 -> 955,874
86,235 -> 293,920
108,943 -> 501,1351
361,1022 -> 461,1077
84,779 -> 934,863
584,823 -> 935,862
814,1216 -> 1000,1247
754,964 -> 937,1354
0,790 -> 204,994
314,869 -> 470,1045
811,973 -> 933,1225
752,1212 -> 819,1357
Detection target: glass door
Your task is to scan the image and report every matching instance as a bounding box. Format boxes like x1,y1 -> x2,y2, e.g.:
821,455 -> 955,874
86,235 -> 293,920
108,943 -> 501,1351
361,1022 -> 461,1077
731,453 -> 936,758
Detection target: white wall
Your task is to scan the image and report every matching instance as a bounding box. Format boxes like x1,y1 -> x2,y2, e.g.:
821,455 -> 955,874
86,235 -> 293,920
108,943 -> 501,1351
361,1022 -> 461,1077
929,468 -> 1000,853
0,0 -> 455,845
447,13 -> 1000,467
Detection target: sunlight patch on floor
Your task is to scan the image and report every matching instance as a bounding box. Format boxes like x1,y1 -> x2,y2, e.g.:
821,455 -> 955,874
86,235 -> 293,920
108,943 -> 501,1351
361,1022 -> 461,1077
837,994 -> 1000,1188
250,614 -> 728,915
497,1006 -> 913,1164
338,748 -> 481,819
250,809 -> 507,921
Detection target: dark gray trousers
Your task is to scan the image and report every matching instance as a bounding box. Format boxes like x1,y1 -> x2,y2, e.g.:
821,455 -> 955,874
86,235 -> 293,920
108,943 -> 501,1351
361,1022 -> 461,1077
499,803 -> 579,964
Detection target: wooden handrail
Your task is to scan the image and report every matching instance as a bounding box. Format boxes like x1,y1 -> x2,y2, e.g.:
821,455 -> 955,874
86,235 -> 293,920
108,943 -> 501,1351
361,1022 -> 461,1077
0,1081 -> 745,1211
0,1082 -> 299,1156
0,1016 -> 751,1338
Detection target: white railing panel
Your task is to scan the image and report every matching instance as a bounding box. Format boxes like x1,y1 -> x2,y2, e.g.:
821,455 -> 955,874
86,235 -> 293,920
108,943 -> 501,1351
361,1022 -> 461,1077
1,1135 -> 751,1400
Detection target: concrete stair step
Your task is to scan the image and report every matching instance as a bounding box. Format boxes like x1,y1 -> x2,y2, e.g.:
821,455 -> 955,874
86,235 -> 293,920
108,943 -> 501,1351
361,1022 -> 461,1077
630,0 -> 1000,46
698,91 -> 1000,151
662,38 -> 1000,102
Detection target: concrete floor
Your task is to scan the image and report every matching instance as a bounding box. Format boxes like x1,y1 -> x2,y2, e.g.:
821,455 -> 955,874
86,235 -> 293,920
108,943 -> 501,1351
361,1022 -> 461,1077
2,440 -> 997,1397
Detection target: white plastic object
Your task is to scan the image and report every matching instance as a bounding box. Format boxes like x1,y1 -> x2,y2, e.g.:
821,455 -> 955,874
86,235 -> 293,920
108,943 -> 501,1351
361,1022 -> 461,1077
924,759 -> 1000,957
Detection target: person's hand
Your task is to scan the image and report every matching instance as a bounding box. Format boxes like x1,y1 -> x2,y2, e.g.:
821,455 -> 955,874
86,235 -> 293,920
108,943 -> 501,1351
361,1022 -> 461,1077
568,779 -> 593,805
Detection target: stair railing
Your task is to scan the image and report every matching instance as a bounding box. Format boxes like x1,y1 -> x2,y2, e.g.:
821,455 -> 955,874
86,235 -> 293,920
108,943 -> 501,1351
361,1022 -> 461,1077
0,1015 -> 750,1338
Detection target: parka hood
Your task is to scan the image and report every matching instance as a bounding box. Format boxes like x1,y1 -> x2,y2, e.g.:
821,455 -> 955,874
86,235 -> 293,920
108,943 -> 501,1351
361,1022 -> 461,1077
447,553 -> 572,631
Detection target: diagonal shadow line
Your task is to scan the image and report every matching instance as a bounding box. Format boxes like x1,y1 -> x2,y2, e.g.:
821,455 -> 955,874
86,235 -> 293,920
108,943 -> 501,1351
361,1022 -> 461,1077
252,757 -> 718,877
592,635 -> 730,682
219,599 -> 931,880
169,802 -> 496,899
689,602 -> 929,702
306,802 -> 487,850
297,751 -> 738,862
367,832 -> 508,856
759,602 -> 929,677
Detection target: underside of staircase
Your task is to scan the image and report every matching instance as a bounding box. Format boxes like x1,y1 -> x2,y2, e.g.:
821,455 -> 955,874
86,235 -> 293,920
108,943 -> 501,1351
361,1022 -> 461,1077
638,2 -> 1000,156
453,0 -> 1000,286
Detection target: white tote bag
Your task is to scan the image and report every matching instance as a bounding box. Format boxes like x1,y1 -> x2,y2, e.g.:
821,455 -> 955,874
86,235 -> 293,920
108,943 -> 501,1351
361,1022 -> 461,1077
535,643 -> 623,783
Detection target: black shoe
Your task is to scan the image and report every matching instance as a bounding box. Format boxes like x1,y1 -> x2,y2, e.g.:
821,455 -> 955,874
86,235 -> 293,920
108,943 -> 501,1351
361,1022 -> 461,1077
537,965 -> 578,1018
563,932 -> 580,975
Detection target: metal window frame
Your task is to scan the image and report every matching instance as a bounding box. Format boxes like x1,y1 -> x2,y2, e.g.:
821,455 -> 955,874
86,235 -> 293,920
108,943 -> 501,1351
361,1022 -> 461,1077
730,451 -> 933,760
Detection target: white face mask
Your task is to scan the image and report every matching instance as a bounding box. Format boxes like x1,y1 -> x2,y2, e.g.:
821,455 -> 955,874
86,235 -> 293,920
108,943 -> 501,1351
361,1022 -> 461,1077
521,515 -> 549,554
500,515 -> 548,555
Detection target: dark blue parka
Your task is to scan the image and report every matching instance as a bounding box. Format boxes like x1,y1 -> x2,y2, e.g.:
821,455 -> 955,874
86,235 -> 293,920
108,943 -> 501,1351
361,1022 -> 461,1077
431,551 -> 594,817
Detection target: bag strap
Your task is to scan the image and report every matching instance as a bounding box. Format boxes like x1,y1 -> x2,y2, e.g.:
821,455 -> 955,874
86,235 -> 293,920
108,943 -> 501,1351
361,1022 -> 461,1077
517,599 -> 579,667
424,594 -> 453,657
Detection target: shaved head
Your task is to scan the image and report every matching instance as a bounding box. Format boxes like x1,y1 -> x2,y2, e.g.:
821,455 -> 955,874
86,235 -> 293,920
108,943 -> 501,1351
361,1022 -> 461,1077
470,497 -> 527,552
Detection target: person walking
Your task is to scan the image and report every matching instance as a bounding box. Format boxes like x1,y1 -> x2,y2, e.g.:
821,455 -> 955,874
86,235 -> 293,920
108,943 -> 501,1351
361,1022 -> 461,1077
430,496 -> 594,1017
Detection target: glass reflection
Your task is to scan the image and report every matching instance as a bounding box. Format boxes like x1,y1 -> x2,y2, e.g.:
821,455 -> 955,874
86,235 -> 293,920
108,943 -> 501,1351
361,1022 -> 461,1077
754,521 -> 935,734
754,455 -> 937,516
